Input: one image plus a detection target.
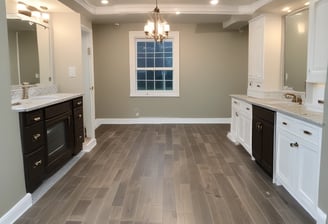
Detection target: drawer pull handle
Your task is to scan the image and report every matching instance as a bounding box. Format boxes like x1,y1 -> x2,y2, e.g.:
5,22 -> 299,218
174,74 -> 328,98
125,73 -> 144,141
78,114 -> 82,118
246,107 -> 250,110
235,112 -> 239,117
33,160 -> 42,168
33,116 -> 41,121
257,84 -> 261,88
282,122 -> 287,126
290,142 -> 299,148
77,101 -> 82,105
33,133 -> 41,140
233,101 -> 238,104
303,130 -> 312,135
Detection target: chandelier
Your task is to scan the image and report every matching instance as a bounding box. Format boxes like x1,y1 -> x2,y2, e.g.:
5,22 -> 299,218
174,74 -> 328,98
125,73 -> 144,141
144,0 -> 170,42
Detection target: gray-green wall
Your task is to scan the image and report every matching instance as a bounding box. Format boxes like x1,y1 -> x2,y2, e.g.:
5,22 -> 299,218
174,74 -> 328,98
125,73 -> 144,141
0,0 -> 26,217
319,68 -> 328,223
93,23 -> 248,118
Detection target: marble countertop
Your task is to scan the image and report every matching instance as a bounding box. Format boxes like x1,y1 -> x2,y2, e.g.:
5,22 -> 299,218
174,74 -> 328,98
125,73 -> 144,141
11,93 -> 83,112
231,95 -> 323,126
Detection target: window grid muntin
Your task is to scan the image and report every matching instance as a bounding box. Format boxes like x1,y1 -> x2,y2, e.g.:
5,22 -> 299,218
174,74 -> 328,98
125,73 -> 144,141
136,39 -> 173,91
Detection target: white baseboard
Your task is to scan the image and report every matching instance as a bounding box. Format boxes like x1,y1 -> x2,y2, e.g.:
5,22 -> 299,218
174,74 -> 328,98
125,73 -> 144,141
95,117 -> 231,128
316,207 -> 327,224
83,138 -> 97,152
0,193 -> 32,224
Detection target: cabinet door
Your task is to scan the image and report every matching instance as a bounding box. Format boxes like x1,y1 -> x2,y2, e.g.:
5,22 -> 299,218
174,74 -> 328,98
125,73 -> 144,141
238,113 -> 252,155
297,141 -> 319,214
249,17 -> 264,80
276,129 -> 297,192
252,117 -> 263,161
260,119 -> 274,175
307,0 -> 328,83
230,104 -> 239,142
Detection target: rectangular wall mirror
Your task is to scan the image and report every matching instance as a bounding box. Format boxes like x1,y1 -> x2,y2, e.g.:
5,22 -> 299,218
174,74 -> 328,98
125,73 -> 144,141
7,18 -> 52,86
284,8 -> 309,92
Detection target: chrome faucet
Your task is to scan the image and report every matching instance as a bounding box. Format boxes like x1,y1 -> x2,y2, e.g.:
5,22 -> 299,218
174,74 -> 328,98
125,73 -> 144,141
284,93 -> 302,104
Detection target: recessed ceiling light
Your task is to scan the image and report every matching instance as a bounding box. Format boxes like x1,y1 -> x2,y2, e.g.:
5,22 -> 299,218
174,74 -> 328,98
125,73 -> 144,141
304,2 -> 310,6
282,7 -> 290,12
101,0 -> 109,4
210,0 -> 219,5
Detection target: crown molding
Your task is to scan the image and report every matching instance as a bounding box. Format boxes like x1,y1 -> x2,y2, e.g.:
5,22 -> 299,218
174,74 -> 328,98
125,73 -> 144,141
73,0 -> 272,16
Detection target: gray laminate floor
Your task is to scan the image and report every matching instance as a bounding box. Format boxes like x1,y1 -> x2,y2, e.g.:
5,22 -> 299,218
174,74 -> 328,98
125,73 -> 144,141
16,124 -> 315,224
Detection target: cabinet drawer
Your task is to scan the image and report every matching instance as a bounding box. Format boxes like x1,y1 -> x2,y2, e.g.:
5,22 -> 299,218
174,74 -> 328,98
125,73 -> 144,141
73,97 -> 83,108
240,101 -> 252,116
232,98 -> 240,107
22,123 -> 45,154
24,148 -> 45,192
22,109 -> 43,126
45,101 -> 72,120
277,113 -> 322,147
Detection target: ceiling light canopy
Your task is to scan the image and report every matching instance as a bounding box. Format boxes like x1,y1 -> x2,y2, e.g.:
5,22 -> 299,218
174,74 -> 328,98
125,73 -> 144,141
144,0 -> 170,42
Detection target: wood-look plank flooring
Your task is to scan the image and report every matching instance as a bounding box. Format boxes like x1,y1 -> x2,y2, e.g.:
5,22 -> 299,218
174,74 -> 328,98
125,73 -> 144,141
16,124 -> 315,224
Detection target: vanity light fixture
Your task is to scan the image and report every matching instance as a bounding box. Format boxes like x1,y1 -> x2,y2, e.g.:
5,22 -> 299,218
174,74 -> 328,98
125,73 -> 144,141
17,1 -> 50,27
144,0 -> 170,42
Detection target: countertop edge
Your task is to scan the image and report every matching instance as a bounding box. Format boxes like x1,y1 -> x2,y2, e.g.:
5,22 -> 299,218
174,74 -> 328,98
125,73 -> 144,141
230,94 -> 323,127
12,93 -> 84,112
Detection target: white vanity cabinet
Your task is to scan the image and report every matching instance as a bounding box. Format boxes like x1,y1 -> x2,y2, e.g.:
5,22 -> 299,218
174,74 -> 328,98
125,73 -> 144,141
228,98 -> 252,156
247,14 -> 282,97
307,0 -> 328,83
275,112 -> 322,218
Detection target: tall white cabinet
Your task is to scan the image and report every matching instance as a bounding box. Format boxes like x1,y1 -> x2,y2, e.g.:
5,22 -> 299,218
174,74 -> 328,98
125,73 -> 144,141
306,0 -> 328,110
247,14 -> 282,98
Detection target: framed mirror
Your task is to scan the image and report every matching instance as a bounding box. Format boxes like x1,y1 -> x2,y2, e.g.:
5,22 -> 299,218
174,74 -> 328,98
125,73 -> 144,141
284,8 -> 309,92
7,18 -> 52,86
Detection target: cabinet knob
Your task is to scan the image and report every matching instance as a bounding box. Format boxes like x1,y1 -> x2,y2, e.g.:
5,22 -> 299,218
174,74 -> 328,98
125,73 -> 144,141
79,135 -> 83,139
256,122 -> 263,131
233,101 -> 238,104
282,122 -> 287,126
290,142 -> 299,148
77,101 -> 82,105
246,107 -> 250,110
235,112 -> 239,117
33,116 -> 41,121
33,133 -> 41,140
33,160 -> 42,168
78,114 -> 82,118
257,84 -> 261,88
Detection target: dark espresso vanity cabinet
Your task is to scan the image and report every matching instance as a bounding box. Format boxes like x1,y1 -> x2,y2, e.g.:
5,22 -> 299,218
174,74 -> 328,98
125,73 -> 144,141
19,96 -> 83,193
252,105 -> 275,177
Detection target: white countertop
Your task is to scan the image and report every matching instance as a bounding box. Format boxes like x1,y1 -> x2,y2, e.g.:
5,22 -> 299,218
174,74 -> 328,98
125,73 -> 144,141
231,95 -> 323,126
11,93 -> 83,112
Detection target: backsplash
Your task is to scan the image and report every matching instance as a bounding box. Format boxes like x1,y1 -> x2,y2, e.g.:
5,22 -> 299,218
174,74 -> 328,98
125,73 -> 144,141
11,84 -> 58,101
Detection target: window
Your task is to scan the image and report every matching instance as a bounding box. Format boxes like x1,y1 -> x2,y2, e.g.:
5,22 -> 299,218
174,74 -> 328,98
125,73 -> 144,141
129,31 -> 179,97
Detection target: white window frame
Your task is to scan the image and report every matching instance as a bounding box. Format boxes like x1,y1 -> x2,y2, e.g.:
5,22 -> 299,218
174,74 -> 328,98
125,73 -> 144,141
129,31 -> 179,97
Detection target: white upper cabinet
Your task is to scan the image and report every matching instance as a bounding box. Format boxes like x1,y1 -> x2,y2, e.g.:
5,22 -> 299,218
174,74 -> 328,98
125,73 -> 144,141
248,14 -> 282,97
307,0 -> 328,83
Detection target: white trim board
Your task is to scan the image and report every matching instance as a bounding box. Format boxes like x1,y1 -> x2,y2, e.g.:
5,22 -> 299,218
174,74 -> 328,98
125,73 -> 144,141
95,117 -> 231,128
316,207 -> 327,224
0,194 -> 32,224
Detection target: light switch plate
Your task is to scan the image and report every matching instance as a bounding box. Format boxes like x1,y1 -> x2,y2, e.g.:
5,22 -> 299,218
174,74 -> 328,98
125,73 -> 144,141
68,66 -> 76,78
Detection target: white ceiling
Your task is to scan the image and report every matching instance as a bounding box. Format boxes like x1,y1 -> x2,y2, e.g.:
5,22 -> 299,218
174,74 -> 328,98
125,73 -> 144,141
54,0 -> 307,28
